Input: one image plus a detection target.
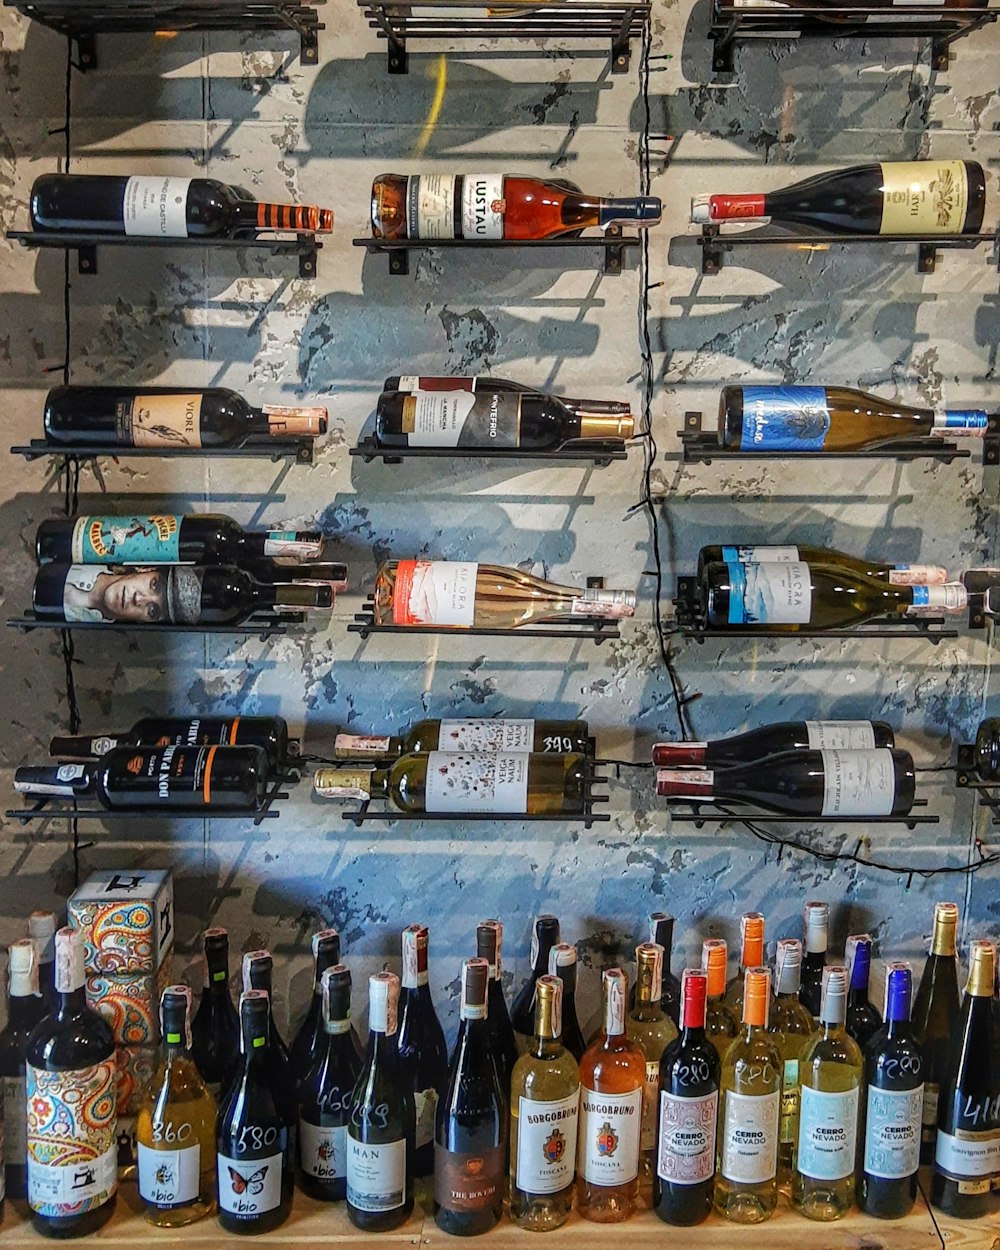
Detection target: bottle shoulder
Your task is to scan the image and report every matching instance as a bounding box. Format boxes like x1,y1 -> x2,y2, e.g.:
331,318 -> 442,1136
26,1009 -> 116,1069
511,1049 -> 580,1100
801,1030 -> 864,1074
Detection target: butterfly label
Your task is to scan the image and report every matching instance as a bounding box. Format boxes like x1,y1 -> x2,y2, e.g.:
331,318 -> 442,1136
217,1152 -> 283,1216
137,1142 -> 200,1208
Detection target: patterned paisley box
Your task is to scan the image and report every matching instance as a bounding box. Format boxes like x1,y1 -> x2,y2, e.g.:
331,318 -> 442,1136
68,868 -> 174,975
115,1044 -> 156,1117
87,958 -> 173,1047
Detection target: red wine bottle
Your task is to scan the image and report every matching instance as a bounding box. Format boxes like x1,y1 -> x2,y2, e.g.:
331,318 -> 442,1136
396,925 -> 448,1179
653,720 -> 895,767
0,941 -> 41,1200
50,715 -> 290,771
290,930 -> 348,1078
476,920 -> 519,1093
191,928 -> 240,1100
511,915 -> 561,1051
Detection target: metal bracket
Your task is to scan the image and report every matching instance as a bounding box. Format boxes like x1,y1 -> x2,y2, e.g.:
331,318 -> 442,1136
73,31 -> 97,69
700,226 -> 724,276
610,8 -> 634,71
985,414 -> 1000,467
603,223 -> 624,275
387,30 -> 407,73
77,243 -> 97,275
918,242 -> 937,274
300,19 -> 319,63
298,239 -> 317,279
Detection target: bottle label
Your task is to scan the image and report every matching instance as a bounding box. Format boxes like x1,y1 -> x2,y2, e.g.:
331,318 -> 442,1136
460,174 -> 505,240
437,719 -> 535,752
392,560 -> 477,627
217,1149 -> 284,1216
71,515 -> 181,564
263,533 -> 325,559
657,1089 -> 718,1185
433,1142 -> 504,1212
86,744 -> 219,802
641,1061 -> 661,1152
401,390 -> 520,448
796,1084 -> 859,1181
738,386 -> 831,451
407,173 -> 458,239
26,1059 -> 118,1216
299,1120 -> 347,1180
570,587 -> 635,619
423,752 -> 530,814
879,161 -> 969,236
118,394 -> 204,449
805,721 -> 877,750
780,1059 -> 800,1145
864,1084 -> 922,1179
515,1090 -> 580,1194
720,1089 -> 779,1184
726,561 -> 812,626
723,544 -> 799,564
414,1087 -> 438,1150
334,734 -> 392,755
887,565 -> 949,586
137,1141 -> 201,1207
820,748 -> 896,817
921,1083 -> 939,1142
908,583 -> 968,614
346,1136 -> 406,1211
934,1126 -> 1000,1180
4,1074 -> 27,1163
578,1088 -> 643,1186
123,175 -> 192,237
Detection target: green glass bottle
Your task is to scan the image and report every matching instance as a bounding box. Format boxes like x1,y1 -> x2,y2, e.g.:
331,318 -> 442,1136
912,902 -> 961,1164
702,940 -> 737,1061
766,939 -> 816,1185
625,943 -> 678,1193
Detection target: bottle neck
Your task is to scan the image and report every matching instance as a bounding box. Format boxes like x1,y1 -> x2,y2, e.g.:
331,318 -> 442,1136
531,1034 -> 563,1060
680,1023 -> 707,1047
368,1028 -> 396,1064
8,994 -> 39,1028
233,199 -> 333,234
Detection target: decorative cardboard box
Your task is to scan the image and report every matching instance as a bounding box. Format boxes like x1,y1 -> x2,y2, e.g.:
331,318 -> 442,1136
68,869 -> 174,975
87,959 -> 173,1047
115,1044 -> 157,1117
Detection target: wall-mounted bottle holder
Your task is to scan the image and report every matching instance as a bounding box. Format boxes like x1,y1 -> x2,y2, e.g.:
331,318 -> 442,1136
350,436 -> 630,468
662,798 -> 938,831
357,0 -> 650,74
353,229 -> 639,277
8,612 -> 310,639
955,744 -> 1000,826
11,438 -> 316,464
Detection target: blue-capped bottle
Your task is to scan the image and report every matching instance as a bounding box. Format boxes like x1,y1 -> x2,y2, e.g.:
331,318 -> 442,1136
845,935 -> 883,1050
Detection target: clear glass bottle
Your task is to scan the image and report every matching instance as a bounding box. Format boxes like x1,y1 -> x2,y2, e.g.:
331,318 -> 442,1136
725,913 -> 765,1019
626,943 -> 678,1192
702,939 -> 737,1060
766,938 -> 816,1185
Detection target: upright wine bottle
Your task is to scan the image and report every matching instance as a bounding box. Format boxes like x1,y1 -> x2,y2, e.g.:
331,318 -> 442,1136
240,953 -> 294,1099
793,966 -> 863,1221
626,944 -> 678,1191
396,925 -> 448,1178
334,715 -> 590,759
191,928 -> 240,1101
434,958 -> 506,1235
654,719 -> 894,766
691,160 -> 986,235
290,930 -> 343,1078
509,975 -> 580,1231
297,966 -> 363,1201
347,972 -> 414,1231
725,913 -> 766,1018
800,902 -> 829,1020
702,939 -> 737,1059
0,940 -> 39,1199
654,968 -> 720,1226
846,934 -> 884,1049
576,968 -> 645,1223
859,962 -> 924,1219
25,928 -> 117,1237
50,715 -> 290,772
216,990 -> 294,1235
766,939 -> 816,1182
913,902 -> 961,1163
28,912 -> 58,1016
627,913 -> 681,1024
547,943 -> 586,1062
931,939 -> 1000,1218
136,985 -> 217,1226
511,915 -> 561,1053
476,920 -> 518,1092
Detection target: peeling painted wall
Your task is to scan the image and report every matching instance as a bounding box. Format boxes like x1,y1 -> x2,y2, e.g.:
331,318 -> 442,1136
0,2 -> 997,1039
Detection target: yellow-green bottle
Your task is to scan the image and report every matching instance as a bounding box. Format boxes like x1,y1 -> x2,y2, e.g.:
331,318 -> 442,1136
702,939 -> 737,1061
766,938 -> 816,1185
625,942 -> 678,1191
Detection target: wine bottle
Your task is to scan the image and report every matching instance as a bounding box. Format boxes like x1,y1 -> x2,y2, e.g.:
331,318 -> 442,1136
700,560 -> 967,631
240,953 -> 294,1098
375,382 -> 633,451
0,940 -> 39,1200
136,985 -> 217,1226
913,902 -> 961,1163
654,968 -> 720,1226
691,160 -> 986,235
800,902 -> 829,1019
626,943 -> 679,1190
793,966 -> 863,1220
371,173 -> 661,241
476,920 -> 518,1092
396,925 -> 448,1179
716,385 -> 988,453
859,962 -> 924,1219
334,715 -> 590,759
51,716 -> 290,773
290,930 -> 343,1079
931,939 -> 1000,1218
216,990 -> 294,1235
696,542 -> 951,586
28,911 -> 58,1015
15,744 -> 269,812
373,560 -> 635,629
548,943 -> 587,1063
30,174 -> 333,238
297,966 -> 362,1201
33,563 -> 332,626
577,968 -> 645,1223
384,373 -> 633,420
975,717 -> 1000,780
653,719 -> 895,767
766,939 -> 816,1182
846,934 -> 884,1049
191,928 -> 240,1101
656,747 -> 917,818
226,560 -> 346,591
347,972 -> 415,1231
509,975 -> 580,1231
702,939 -> 737,1059
511,915 -> 561,1053
314,751 -> 591,817
43,385 -> 327,450
724,913 -> 766,1018
434,958 -> 507,1235
25,927 -> 117,1237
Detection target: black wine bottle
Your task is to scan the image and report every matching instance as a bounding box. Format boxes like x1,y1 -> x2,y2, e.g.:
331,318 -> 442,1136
216,990 -> 295,1235
241,953 -> 294,1097
25,928 -> 118,1237
476,920 -> 519,1093
913,902 -> 961,1164
396,925 -> 448,1178
846,934 -> 884,1049
654,719 -> 895,767
191,928 -> 241,1100
297,966 -> 363,1201
242,560 -> 347,591
974,717 -> 1000,781
50,716 -> 290,772
511,915 -> 561,1052
548,944 -> 586,1062
28,912 -> 58,1016
434,958 -> 507,1235
800,902 -> 829,1019
290,930 -> 343,1079
42,385 -> 327,450
32,563 -> 332,626
0,940 -> 41,1200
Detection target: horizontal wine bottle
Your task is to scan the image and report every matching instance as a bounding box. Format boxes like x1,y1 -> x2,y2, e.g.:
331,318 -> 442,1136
33,564 -> 332,626
691,161 -> 986,236
314,751 -> 590,816
371,173 -> 661,240
653,719 -> 894,767
333,717 -> 590,759
696,542 -> 949,585
701,560 -> 967,631
374,560 -> 634,629
383,374 -> 633,419
49,715 -> 290,769
30,174 -> 333,238
656,747 -> 916,817
42,385 -> 327,450
717,385 -> 988,453
14,744 -> 268,811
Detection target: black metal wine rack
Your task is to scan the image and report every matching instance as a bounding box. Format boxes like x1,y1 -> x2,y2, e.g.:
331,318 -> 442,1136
662,798 -> 937,831
3,0 -> 325,68
358,0 -> 650,74
11,438 -> 316,464
8,612 -> 309,639
707,1 -> 998,75
350,436 -> 629,468
353,230 -> 638,277
955,744 -> 1000,826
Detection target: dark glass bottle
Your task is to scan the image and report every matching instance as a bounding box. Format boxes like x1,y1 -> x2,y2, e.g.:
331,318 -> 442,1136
290,930 -> 343,1079
191,928 -> 241,1101
800,901 -> 829,1019
434,959 -> 507,1235
240,953 -> 293,1098
297,966 -> 363,1201
974,717 -> 1000,781
654,968 -> 720,1225
216,990 -> 294,1235
913,902 -> 961,1164
846,934 -> 884,1049
28,912 -> 58,1016
511,915 -> 561,1052
0,940 -> 41,1200
627,914 -> 682,1025
25,928 -> 118,1238
50,716 -> 290,773
476,920 -> 518,1092
653,719 -> 895,766
395,924 -> 448,1178
548,943 -> 586,1062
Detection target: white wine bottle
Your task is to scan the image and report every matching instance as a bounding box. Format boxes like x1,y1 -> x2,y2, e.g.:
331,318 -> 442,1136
697,542 -> 950,585
333,716 -> 590,759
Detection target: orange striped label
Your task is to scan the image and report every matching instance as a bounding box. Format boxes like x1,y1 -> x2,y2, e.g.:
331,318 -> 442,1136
256,203 -> 318,232
230,717 -> 241,744
203,745 -> 218,806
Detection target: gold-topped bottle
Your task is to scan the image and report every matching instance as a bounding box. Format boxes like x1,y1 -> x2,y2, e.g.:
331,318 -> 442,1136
626,943 -> 679,1192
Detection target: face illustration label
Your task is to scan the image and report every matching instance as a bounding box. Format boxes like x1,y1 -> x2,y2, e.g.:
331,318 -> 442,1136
578,1088 -> 642,1186
73,515 -> 181,565
879,161 -> 969,236
739,386 -> 831,451
123,176 -> 191,237
118,395 -> 204,449
346,1137 -> 406,1211
402,390 -> 521,448
657,1090 -> 717,1184
516,1090 -> 580,1194
820,749 -> 896,817
726,561 -> 812,626
797,1085 -> 859,1181
392,561 -> 477,627
26,1060 -> 118,1216
423,753 -> 530,814
864,1085 -> 922,1179
137,1141 -> 201,1206
720,1089 -> 779,1185
217,1151 -> 283,1216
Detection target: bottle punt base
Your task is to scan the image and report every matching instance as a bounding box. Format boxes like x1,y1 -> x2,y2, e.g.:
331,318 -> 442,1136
714,1191 -> 775,1223
510,1190 -> 573,1231
795,1189 -> 852,1221
143,1195 -> 217,1227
